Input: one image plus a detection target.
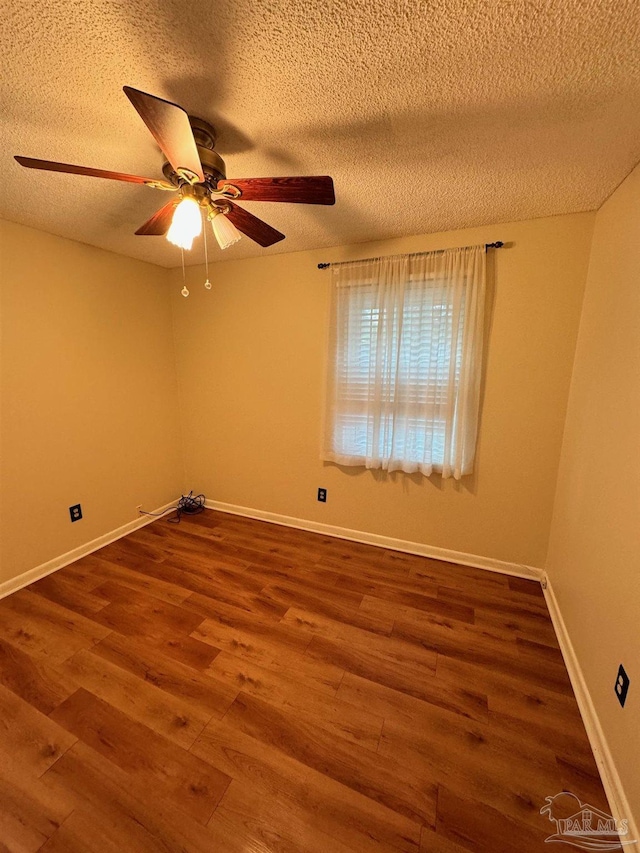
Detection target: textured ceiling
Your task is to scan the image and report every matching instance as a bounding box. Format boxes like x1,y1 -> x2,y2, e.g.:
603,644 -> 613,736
1,0 -> 639,268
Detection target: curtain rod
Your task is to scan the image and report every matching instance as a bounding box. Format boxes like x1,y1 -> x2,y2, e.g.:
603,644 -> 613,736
317,241 -> 504,269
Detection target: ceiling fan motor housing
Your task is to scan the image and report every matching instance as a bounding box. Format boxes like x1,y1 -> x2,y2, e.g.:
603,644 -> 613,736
162,117 -> 226,187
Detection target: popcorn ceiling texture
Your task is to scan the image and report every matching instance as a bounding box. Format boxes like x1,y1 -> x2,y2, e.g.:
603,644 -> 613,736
1,0 -> 639,268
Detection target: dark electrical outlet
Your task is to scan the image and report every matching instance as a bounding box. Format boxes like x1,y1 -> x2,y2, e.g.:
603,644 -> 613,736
317,488 -> 327,503
69,503 -> 82,522
615,664 -> 630,708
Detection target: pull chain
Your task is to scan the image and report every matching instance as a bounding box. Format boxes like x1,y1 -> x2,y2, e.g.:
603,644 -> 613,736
180,248 -> 189,297
203,210 -> 212,290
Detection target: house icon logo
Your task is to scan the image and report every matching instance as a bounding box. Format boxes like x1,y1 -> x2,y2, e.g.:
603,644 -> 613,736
541,792 -> 636,850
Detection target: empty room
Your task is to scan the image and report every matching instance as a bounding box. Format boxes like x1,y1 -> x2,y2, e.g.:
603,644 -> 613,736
0,1 -> 638,851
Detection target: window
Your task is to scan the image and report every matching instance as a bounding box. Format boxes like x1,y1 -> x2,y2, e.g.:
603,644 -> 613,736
322,246 -> 486,479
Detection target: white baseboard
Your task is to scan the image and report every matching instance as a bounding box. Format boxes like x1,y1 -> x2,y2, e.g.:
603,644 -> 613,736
0,499 -> 179,601
543,576 -> 638,850
205,499 -> 543,581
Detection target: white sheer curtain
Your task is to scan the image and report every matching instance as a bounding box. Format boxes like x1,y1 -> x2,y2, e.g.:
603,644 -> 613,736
322,245 -> 486,479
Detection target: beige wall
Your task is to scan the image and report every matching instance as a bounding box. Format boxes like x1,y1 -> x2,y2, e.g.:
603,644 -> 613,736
546,165 -> 640,824
0,220 -> 182,583
170,211 -> 594,567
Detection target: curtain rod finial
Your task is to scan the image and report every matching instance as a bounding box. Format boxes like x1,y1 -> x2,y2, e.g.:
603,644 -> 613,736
318,262 -> 330,269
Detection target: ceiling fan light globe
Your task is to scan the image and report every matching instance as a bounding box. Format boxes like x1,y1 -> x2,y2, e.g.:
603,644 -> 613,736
211,212 -> 242,250
166,196 -> 201,250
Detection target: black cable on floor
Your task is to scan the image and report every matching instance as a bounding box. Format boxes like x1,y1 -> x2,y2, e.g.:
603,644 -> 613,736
138,491 -> 206,524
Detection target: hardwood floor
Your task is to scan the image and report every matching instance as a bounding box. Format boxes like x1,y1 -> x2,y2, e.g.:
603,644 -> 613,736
0,511 -> 612,852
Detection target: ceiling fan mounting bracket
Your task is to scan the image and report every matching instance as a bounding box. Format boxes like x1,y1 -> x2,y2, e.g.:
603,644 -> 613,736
217,183 -> 242,200
210,199 -> 232,215
145,179 -> 176,191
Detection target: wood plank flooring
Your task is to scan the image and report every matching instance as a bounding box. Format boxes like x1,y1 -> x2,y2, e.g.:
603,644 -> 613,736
0,510 -> 612,852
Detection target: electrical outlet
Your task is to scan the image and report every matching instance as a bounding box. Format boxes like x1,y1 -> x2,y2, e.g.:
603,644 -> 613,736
317,488 -> 327,502
69,503 -> 82,522
615,664 -> 630,708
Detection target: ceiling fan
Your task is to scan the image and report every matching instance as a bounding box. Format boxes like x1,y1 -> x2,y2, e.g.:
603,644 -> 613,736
14,87 -> 335,253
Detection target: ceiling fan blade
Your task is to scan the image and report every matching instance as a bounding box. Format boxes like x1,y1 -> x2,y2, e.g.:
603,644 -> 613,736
123,87 -> 204,183
135,198 -> 179,235
217,176 -> 335,205
14,156 -> 173,189
222,202 -> 285,247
